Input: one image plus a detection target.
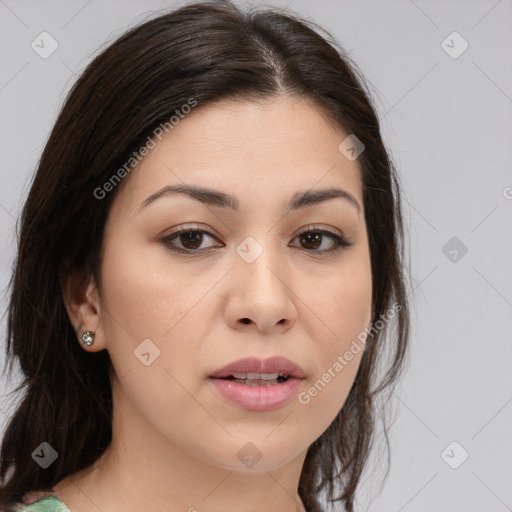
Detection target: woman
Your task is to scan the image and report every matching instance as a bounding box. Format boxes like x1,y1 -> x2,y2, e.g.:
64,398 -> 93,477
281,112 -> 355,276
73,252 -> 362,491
0,1 -> 411,511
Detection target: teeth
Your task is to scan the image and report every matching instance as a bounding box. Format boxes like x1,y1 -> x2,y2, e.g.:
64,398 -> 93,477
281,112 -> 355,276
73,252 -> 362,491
260,373 -> 281,380
231,372 -> 287,380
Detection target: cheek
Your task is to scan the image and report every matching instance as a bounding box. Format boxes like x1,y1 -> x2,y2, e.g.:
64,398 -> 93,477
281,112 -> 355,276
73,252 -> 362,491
99,232 -> 216,340
98,231 -> 228,390
290,303 -> 367,446
294,351 -> 362,446
295,251 -> 372,433
96,233 -> 210,397
306,247 -> 372,350
99,242 -> 226,460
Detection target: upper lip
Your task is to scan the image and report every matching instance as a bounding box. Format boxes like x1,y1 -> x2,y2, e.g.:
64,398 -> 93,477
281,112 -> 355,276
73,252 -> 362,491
210,356 -> 306,379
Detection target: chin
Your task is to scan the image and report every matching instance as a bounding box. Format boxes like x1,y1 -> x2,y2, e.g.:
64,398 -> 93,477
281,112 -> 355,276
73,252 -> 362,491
200,434 -> 308,473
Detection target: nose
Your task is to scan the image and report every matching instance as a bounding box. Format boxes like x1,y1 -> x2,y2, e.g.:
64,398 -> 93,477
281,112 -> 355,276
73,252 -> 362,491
224,241 -> 298,333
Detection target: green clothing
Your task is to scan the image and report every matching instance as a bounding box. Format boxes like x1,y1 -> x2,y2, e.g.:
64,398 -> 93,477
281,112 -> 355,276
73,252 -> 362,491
18,496 -> 71,512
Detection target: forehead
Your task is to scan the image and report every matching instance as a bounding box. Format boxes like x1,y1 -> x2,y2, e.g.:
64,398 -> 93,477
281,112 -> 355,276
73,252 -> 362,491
113,96 -> 363,213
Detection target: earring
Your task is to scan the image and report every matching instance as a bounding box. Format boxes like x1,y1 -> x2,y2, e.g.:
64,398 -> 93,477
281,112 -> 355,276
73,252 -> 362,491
81,331 -> 95,346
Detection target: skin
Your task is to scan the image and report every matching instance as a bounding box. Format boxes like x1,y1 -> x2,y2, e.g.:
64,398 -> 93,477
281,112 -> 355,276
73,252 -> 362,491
55,95 -> 373,512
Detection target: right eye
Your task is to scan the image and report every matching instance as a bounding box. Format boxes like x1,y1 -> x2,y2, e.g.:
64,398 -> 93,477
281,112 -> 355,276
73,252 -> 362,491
160,227 -> 223,253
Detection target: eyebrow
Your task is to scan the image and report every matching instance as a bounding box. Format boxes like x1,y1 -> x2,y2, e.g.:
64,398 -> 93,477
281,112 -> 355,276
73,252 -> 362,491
140,184 -> 361,213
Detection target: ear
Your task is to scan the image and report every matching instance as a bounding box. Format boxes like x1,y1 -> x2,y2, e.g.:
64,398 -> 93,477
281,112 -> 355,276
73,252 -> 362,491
61,269 -> 105,352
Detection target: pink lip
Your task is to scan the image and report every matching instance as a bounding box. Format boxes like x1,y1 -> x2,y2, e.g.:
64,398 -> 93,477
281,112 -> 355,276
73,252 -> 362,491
208,356 -> 306,411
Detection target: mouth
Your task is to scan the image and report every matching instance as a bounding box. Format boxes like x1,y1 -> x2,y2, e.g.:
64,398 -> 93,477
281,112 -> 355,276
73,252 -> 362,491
221,372 -> 291,386
208,356 -> 306,411
210,356 -> 306,380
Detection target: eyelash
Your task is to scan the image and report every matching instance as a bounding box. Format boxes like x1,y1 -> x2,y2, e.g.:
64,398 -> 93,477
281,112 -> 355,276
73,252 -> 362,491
160,225 -> 352,255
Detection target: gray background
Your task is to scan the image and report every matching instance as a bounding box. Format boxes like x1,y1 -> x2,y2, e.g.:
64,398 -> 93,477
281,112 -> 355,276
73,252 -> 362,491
1,1 -> 511,511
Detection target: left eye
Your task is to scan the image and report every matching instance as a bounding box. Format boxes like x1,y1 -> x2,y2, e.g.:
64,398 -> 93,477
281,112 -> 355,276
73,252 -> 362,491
161,228 -> 352,253
291,229 -> 352,252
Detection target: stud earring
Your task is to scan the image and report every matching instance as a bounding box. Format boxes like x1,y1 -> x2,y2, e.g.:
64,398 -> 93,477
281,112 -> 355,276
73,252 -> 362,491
81,331 -> 95,346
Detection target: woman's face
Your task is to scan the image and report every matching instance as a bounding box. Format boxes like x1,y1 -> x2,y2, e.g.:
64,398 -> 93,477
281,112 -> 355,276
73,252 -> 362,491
93,96 -> 372,471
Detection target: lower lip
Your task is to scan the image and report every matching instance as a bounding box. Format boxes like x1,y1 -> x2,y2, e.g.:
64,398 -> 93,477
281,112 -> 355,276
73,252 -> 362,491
208,377 -> 304,411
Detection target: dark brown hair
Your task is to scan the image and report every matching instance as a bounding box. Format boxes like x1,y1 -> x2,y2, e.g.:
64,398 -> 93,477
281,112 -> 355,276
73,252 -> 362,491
0,1 -> 411,511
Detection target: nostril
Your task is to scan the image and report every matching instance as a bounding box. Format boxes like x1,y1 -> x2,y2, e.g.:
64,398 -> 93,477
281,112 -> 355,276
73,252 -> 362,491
241,318 -> 251,324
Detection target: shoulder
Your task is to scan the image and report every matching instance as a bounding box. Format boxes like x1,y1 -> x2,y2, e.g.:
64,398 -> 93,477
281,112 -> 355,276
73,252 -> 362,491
16,495 -> 71,512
